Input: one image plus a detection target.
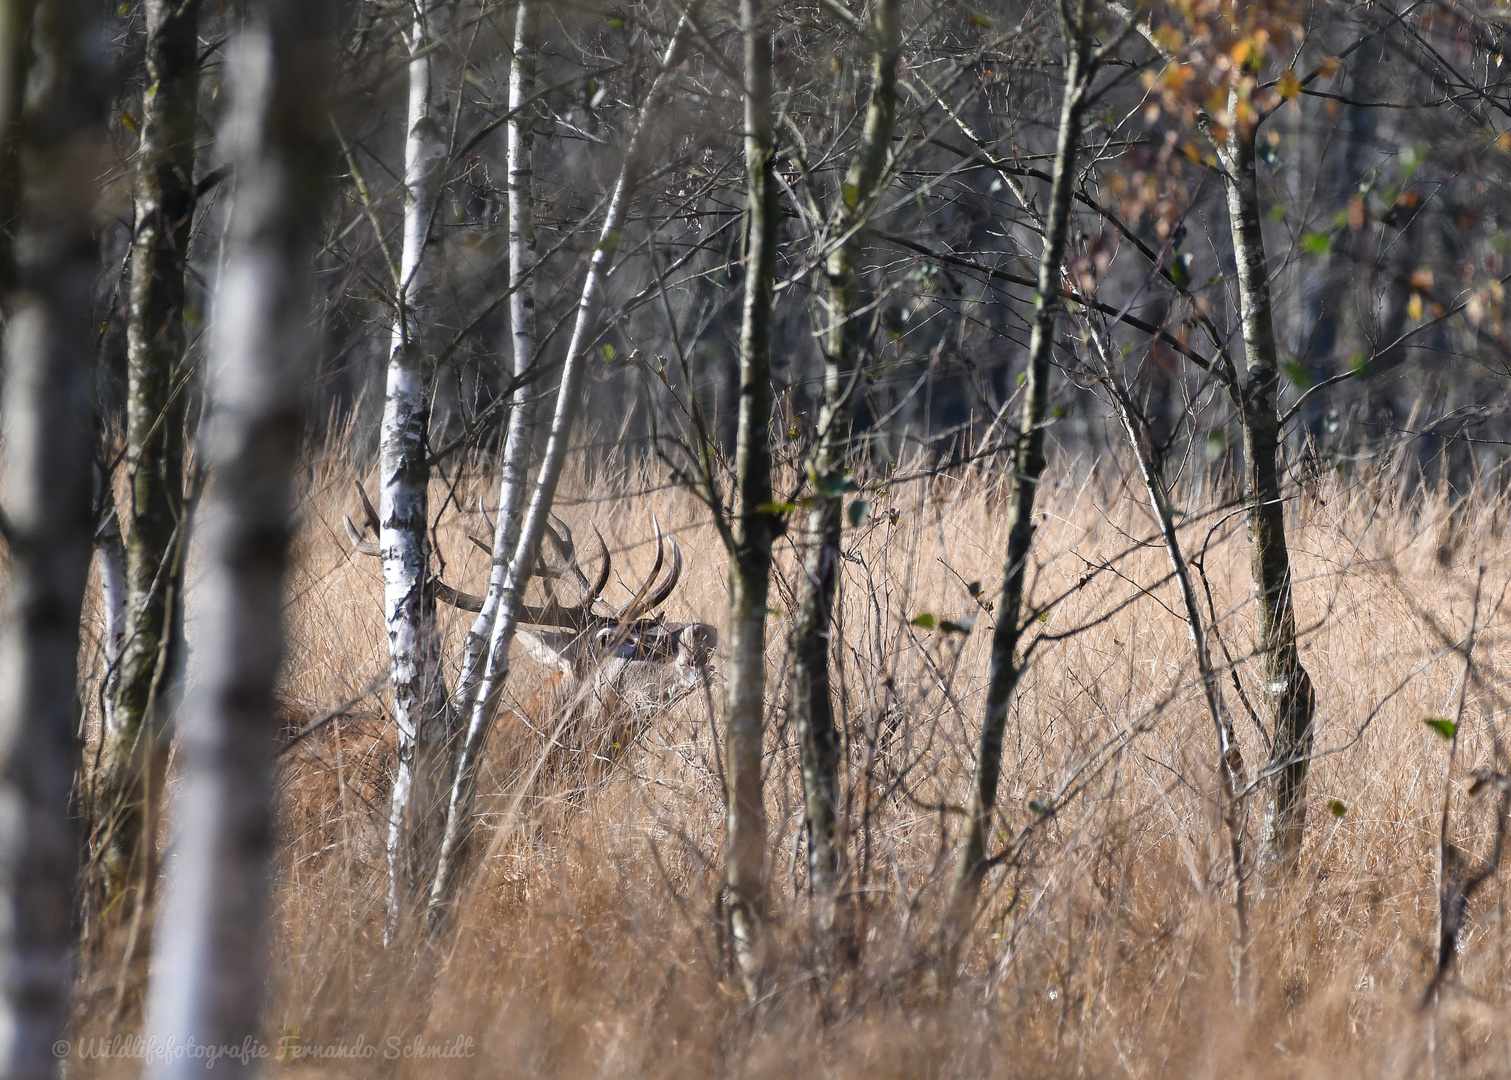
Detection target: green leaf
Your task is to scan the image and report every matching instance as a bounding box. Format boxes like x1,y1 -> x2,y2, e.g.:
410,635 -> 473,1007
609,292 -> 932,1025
940,615 -> 977,635
842,182 -> 860,209
1349,351 -> 1370,375
756,501 -> 795,516
1424,717 -> 1458,741
1282,360 -> 1310,388
1038,612 -> 1049,622
847,499 -> 871,528
1301,232 -> 1332,256
1051,407 -> 1067,419
1268,203 -> 1288,223
604,16 -> 625,26
1327,799 -> 1347,819
1016,372 -> 1028,388
1168,252 -> 1193,289
599,343 -> 617,362
911,612 -> 938,630
597,230 -> 622,252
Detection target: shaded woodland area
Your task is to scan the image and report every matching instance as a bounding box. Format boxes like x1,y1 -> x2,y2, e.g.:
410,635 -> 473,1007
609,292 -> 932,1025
4,0 -> 1511,1074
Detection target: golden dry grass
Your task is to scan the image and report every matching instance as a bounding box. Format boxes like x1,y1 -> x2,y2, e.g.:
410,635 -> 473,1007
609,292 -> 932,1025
72,444 -> 1511,1078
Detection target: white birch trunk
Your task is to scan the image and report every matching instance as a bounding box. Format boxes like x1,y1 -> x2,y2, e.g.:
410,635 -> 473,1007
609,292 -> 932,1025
96,491 -> 128,737
141,0 -> 336,1067
382,0 -> 452,937
450,0 -> 539,717
425,17 -> 692,919
0,0 -> 113,1068
723,0 -> 781,997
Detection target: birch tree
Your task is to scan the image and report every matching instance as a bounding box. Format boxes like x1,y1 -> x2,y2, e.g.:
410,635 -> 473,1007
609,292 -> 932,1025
1112,5 -> 1321,871
425,15 -> 695,922
0,0 -> 114,1068
1218,96 -> 1317,873
724,0 -> 781,998
942,0 -> 1106,951
789,0 -> 901,947
140,0 -> 338,1064
93,0 -> 202,908
422,0 -> 539,921
381,0 -> 453,936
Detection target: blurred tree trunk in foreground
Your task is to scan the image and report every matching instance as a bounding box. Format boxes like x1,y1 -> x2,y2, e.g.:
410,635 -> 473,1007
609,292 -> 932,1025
0,0 -> 30,309
140,0 -> 338,1066
0,0 -> 114,1068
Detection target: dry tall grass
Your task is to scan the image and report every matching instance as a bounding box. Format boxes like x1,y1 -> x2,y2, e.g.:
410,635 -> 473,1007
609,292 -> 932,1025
71,444 -> 1511,1078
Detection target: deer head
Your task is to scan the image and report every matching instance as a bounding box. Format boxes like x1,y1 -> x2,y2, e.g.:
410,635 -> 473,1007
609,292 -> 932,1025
343,486 -> 718,711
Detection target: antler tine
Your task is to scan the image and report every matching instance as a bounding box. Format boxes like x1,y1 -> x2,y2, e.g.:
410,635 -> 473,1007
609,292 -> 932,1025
432,579 -> 484,612
354,480 -> 380,535
466,531 -> 493,556
536,518 -> 575,579
587,525 -> 612,602
343,515 -> 380,557
432,577 -> 585,629
641,536 -> 682,613
616,516 -> 666,623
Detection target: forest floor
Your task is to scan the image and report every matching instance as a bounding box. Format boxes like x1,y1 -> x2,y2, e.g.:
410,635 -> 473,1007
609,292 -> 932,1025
70,446 -> 1511,1078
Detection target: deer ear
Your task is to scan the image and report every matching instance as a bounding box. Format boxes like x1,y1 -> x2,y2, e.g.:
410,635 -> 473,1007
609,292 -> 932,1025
516,628 -> 578,677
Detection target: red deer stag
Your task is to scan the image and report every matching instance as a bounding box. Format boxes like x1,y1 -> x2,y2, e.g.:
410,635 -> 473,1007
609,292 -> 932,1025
343,488 -> 717,780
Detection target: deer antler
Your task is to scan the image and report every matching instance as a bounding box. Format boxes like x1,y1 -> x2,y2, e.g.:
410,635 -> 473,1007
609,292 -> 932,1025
616,518 -> 688,623
355,480 -> 380,533
640,536 -> 682,613
342,479 -> 382,557
343,515 -> 380,557
342,492 -> 631,631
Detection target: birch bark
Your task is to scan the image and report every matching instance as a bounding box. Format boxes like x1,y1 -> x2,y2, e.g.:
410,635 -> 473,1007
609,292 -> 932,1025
790,0 -> 900,941
140,0 -> 337,1066
426,17 -> 692,921
1219,121 -> 1316,873
724,0 -> 781,999
96,0 -> 201,905
0,0 -> 113,1068
95,476 -> 128,738
382,0 -> 453,936
446,0 -> 538,778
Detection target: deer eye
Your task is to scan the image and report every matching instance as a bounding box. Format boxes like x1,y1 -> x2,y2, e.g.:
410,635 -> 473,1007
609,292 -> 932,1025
596,624 -> 642,660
